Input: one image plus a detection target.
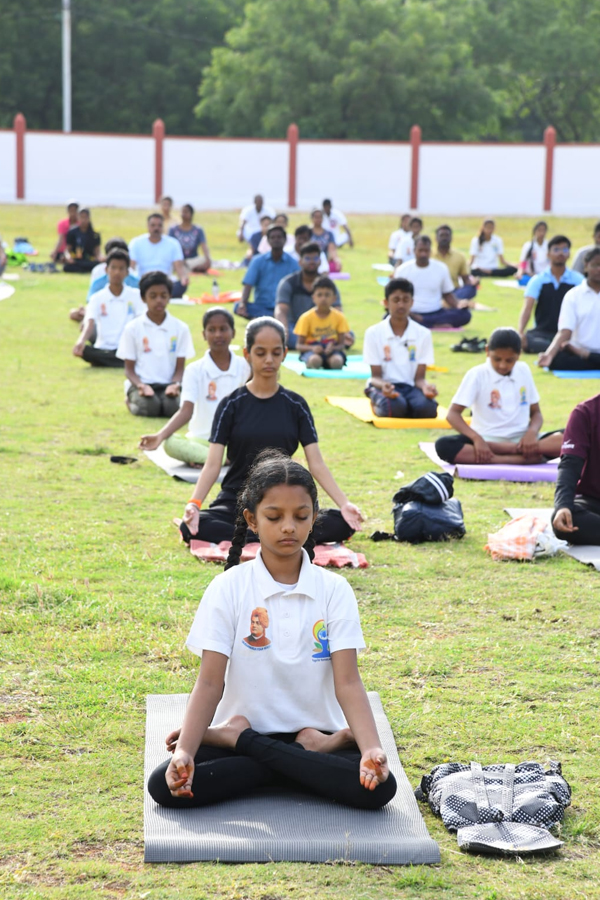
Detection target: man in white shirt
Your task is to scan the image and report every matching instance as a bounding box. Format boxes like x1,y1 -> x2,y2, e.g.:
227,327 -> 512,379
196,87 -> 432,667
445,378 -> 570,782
72,249 -> 144,367
394,236 -> 471,328
322,199 -> 353,248
388,214 -> 412,264
117,271 -> 195,417
238,194 -> 276,243
129,214 -> 189,297
538,248 -> 600,371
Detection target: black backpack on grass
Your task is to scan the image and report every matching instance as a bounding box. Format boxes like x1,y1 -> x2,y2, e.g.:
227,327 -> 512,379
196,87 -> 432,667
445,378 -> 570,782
371,471 -> 466,544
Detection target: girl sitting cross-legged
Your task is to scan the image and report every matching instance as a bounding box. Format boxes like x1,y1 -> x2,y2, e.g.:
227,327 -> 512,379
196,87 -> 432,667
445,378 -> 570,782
148,450 -> 397,811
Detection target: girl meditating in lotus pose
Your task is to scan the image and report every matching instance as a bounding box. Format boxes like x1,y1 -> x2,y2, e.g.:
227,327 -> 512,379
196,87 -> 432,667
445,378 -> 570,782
148,450 -> 396,811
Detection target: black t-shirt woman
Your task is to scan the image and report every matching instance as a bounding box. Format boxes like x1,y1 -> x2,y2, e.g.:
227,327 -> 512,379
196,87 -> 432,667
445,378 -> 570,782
180,317 -> 363,545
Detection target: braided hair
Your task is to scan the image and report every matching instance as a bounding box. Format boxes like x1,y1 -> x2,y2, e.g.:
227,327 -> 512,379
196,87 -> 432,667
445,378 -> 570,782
478,218 -> 495,247
224,449 -> 319,570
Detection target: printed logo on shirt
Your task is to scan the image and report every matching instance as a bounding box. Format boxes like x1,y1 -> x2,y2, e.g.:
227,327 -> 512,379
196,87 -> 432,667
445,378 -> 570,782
488,389 -> 502,409
127,302 -> 134,315
519,386 -> 527,405
311,619 -> 331,661
242,606 -> 271,651
407,343 -> 417,362
169,336 -> 177,353
142,336 -> 151,353
383,345 -> 392,362
100,303 -> 108,316
562,440 -> 575,450
206,381 -> 217,401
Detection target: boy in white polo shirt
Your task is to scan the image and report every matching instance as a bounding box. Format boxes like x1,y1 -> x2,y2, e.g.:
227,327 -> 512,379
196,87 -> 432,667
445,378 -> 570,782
73,249 -> 145,367
138,307 -> 250,465
394,235 -> 471,329
117,271 -> 195,418
436,328 -> 562,465
363,278 -> 438,418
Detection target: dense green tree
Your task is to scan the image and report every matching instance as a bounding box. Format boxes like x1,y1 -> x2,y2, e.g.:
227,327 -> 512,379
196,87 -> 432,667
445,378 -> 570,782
196,0 -> 502,140
0,0 -> 246,133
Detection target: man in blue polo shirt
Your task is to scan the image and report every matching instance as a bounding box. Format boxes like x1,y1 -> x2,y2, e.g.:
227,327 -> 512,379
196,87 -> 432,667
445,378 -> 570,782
517,235 -> 583,354
235,224 -> 299,319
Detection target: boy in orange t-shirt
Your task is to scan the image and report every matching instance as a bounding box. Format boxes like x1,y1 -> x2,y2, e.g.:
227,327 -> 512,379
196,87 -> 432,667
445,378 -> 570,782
293,276 -> 350,369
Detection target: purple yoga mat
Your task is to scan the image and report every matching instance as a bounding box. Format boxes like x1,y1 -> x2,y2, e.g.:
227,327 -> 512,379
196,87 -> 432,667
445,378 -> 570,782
419,442 -> 558,483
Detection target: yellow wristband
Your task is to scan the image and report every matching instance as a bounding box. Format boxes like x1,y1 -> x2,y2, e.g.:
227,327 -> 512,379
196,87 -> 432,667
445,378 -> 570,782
187,499 -> 202,509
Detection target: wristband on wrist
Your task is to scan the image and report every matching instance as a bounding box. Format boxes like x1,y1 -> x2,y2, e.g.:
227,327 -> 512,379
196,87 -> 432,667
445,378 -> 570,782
187,499 -> 202,509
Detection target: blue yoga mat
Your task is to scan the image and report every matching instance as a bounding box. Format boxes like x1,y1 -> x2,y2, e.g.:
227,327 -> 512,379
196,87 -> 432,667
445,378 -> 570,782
282,353 -> 370,380
552,370 -> 600,379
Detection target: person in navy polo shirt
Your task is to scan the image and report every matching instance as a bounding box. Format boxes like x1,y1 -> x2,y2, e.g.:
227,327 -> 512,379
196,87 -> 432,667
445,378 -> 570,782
553,393 -> 600,545
235,225 -> 299,319
518,235 -> 583,354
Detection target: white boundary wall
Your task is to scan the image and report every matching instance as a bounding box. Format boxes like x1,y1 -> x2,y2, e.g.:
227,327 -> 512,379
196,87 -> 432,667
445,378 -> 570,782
2,128 -> 600,214
419,144 -> 546,216
164,138 -> 288,209
297,142 -> 411,213
0,132 -> 16,201
552,147 -> 600,216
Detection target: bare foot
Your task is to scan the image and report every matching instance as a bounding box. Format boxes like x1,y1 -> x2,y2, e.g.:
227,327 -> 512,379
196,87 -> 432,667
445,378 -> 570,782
564,342 -> 589,360
295,726 -> 356,753
202,715 -> 251,749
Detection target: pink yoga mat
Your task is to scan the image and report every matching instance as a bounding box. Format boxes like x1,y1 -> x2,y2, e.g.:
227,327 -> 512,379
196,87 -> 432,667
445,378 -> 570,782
419,442 -> 558,483
189,540 -> 368,568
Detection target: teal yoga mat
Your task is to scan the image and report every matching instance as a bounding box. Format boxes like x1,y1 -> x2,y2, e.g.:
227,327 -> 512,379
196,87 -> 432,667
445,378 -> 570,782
282,353 -> 371,379
551,370 -> 600,379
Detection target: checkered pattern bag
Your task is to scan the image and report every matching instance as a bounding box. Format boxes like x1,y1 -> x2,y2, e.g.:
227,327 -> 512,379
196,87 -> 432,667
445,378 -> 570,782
417,761 -> 571,855
485,515 -> 551,561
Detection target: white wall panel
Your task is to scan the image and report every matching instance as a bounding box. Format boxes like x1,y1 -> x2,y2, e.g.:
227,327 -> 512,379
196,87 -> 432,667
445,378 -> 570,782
552,147 -> 600,216
0,132 -> 16,201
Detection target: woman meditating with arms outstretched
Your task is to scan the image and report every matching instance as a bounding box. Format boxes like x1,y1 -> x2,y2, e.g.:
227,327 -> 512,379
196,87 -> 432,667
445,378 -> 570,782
149,451 -> 395,810
179,316 -> 363,545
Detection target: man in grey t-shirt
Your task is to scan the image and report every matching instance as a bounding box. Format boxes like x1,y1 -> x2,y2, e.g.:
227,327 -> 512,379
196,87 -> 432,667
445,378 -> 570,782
572,221 -> 600,274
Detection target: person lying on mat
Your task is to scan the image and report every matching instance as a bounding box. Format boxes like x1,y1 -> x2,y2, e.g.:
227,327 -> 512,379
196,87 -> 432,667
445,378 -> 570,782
435,327 -> 562,465
552,392 -> 600,546
537,248 -> 600,372
73,249 -> 145,368
394,236 -> 472,329
468,219 -> 517,278
363,278 -> 438,419
388,213 -> 412,265
138,307 -> 249,466
235,225 -> 299,319
148,450 -> 396,812
518,235 -> 583,355
275,241 -> 342,348
293,277 -> 350,370
117,271 -> 195,418
434,225 -> 479,303
179,317 -> 363,545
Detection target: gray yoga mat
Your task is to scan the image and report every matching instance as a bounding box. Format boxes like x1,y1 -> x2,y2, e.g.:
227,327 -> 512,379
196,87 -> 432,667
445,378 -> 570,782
144,693 -> 440,865
504,508 -> 600,571
143,445 -> 228,485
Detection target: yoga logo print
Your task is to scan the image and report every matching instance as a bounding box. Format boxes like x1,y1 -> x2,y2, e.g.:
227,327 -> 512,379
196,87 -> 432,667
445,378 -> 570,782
407,343 -> 417,362
312,619 -> 331,661
169,336 -> 177,353
242,607 -> 271,651
519,386 -> 527,405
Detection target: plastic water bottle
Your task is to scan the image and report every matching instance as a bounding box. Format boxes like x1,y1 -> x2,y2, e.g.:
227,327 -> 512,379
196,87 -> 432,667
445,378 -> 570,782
212,279 -> 219,299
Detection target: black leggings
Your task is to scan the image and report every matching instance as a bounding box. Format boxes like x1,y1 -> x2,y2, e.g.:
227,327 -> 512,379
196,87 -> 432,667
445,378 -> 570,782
553,496 -> 600,545
148,728 -> 397,811
549,350 -> 600,371
471,266 -> 518,278
180,490 -> 355,545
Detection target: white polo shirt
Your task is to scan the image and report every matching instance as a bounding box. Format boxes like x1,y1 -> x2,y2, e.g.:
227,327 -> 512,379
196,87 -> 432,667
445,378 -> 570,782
239,203 -> 276,242
117,310 -> 195,385
181,350 -> 251,440
469,235 -> 504,269
86,285 -> 145,350
186,548 -> 366,734
395,234 -> 415,262
363,317 -> 434,385
322,207 -> 347,243
388,228 -> 411,256
557,280 -> 600,352
452,359 -> 540,442
128,234 -> 184,277
394,259 -> 454,314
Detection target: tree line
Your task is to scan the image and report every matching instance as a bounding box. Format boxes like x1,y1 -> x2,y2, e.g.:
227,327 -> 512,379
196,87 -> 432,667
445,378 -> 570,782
1,0 -> 598,143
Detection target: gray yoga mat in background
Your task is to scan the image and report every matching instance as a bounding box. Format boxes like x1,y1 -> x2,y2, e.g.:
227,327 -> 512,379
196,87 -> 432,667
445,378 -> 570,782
144,692 -> 440,865
143,445 -> 228,484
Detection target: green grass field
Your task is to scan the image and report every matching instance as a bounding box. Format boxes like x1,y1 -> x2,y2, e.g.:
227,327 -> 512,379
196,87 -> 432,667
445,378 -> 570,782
1,205 -> 599,900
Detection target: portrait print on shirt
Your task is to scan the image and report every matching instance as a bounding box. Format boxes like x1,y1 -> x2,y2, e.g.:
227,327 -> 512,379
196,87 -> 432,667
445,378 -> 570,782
312,619 -> 331,661
489,390 -> 502,409
242,607 -> 271,650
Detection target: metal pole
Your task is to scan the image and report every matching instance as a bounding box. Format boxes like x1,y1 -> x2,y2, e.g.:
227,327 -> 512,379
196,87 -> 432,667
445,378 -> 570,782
62,0 -> 72,132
